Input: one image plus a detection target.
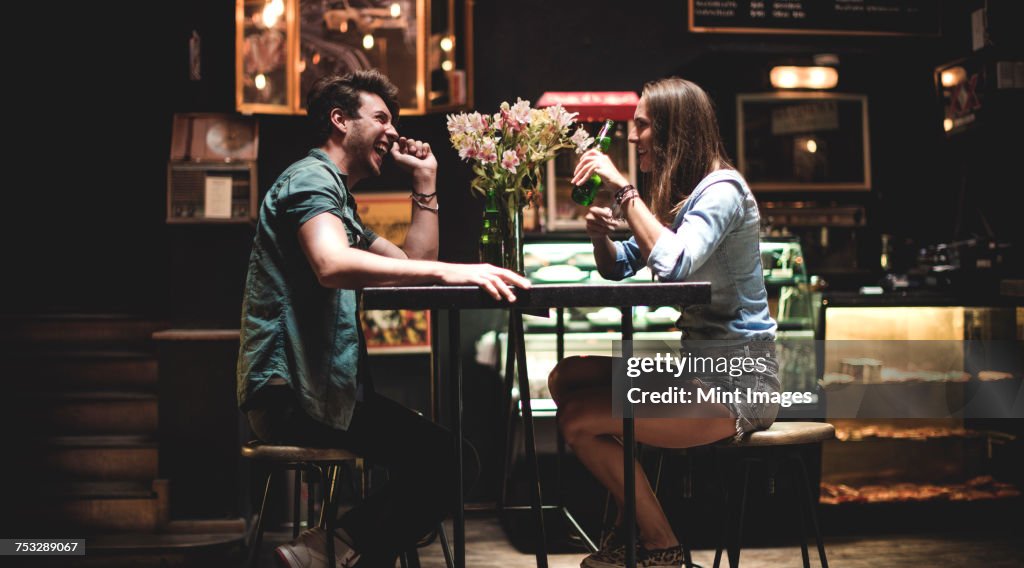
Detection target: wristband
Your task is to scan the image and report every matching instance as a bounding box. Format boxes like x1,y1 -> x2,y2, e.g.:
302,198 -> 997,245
614,184 -> 639,206
411,194 -> 439,212
411,191 -> 437,202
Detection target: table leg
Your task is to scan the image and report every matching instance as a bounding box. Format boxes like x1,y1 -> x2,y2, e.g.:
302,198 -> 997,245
448,309 -> 465,568
499,316 -> 518,511
512,310 -> 549,568
621,307 -> 637,568
555,308 -> 565,504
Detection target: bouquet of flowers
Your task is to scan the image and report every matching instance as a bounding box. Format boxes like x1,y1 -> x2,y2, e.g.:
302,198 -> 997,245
447,98 -> 594,211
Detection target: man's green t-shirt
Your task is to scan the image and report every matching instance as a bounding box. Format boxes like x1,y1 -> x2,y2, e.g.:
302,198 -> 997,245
237,149 -> 378,430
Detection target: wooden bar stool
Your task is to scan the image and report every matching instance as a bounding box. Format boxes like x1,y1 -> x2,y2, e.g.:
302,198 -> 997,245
241,441 -> 361,568
241,441 -> 454,568
641,422 -> 835,568
710,421 -> 835,568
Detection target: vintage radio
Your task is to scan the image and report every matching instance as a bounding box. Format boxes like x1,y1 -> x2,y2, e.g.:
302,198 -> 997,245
167,113 -> 259,223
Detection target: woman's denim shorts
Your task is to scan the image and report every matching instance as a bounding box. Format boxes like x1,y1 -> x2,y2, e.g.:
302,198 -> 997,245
681,340 -> 781,441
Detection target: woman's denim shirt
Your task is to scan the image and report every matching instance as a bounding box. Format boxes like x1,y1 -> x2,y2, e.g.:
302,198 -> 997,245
607,170 -> 776,341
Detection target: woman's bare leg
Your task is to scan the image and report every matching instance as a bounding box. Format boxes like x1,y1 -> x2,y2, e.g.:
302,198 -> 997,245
548,355 -> 612,406
558,383 -> 736,550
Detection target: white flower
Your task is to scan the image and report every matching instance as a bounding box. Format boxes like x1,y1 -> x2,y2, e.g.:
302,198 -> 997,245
478,137 -> 498,164
508,98 -> 532,125
547,105 -> 578,130
571,126 -> 594,154
501,149 -> 520,173
467,111 -> 489,133
456,137 -> 478,161
448,97 -> 589,201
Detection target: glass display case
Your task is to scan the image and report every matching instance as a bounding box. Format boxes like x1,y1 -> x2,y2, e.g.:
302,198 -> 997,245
476,241 -> 676,409
817,298 -> 1022,506
491,239 -> 826,412
761,237 -> 821,415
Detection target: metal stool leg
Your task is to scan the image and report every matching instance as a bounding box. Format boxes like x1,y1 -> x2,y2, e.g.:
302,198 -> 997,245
324,464 -> 342,568
795,453 -> 829,568
789,455 -> 811,568
293,465 -> 302,539
714,458 -> 751,568
728,460 -> 752,568
307,465 -> 316,533
248,469 -> 274,568
438,521 -> 454,568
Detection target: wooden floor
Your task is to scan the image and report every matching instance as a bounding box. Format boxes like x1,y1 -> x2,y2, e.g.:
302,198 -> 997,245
259,514 -> 1024,568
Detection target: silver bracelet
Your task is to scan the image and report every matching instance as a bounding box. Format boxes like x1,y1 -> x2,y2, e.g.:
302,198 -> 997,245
411,195 -> 439,212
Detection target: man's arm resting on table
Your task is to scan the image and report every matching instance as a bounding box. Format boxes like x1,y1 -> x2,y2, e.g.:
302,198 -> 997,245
299,212 -> 529,300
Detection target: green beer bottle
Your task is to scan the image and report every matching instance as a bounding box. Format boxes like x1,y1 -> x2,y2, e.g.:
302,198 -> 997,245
571,119 -> 615,206
479,188 -> 503,265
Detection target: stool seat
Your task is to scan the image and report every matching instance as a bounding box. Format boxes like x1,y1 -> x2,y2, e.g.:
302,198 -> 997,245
728,421 -> 835,448
241,441 -> 359,462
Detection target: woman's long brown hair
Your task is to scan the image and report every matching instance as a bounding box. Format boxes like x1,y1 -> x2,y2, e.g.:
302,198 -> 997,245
643,78 -> 733,224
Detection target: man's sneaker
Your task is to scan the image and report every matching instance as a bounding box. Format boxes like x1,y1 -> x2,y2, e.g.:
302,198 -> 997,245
275,527 -> 360,568
639,544 -> 686,568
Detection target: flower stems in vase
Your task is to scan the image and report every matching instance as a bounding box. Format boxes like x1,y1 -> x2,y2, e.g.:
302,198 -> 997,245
479,188 -> 503,265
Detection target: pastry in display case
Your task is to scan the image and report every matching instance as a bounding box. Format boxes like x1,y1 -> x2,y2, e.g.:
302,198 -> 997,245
818,299 -> 1022,508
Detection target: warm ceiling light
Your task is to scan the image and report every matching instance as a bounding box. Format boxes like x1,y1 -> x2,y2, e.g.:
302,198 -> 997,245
806,139 -> 818,153
262,0 -> 284,28
362,34 -> 375,49
255,74 -> 267,90
441,60 -> 454,72
390,2 -> 401,18
770,66 -> 839,89
941,67 -> 966,88
440,37 -> 454,52
943,118 -> 953,132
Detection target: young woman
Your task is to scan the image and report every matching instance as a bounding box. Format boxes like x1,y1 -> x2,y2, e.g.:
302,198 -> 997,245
549,77 -> 779,568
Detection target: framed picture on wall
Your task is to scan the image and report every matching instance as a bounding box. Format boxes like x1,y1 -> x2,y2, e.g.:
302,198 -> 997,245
355,191 -> 413,245
361,309 -> 431,354
737,92 -> 871,191
356,191 -> 431,354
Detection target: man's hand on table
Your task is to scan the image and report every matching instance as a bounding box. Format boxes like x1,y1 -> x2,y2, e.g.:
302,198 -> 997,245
438,264 -> 530,302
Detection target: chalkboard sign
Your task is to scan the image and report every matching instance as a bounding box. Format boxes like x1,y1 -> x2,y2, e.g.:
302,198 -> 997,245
689,0 -> 940,37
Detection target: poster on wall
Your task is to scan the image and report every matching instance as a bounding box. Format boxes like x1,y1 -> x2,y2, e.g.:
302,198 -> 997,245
356,192 -> 431,354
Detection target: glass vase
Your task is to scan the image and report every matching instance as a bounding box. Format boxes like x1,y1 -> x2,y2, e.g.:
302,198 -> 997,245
499,191 -> 525,275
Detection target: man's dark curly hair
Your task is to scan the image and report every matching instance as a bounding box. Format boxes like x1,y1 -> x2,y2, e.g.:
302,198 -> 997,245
306,70 -> 400,144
